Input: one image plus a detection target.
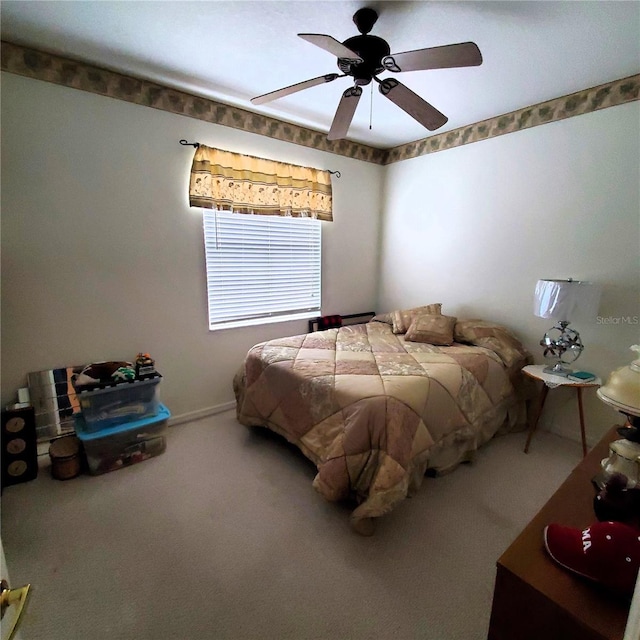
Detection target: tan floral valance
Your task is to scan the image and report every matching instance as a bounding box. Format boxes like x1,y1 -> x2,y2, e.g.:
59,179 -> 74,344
189,145 -> 333,222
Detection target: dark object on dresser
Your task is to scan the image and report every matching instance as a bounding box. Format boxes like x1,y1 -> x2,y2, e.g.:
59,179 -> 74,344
593,472 -> 640,527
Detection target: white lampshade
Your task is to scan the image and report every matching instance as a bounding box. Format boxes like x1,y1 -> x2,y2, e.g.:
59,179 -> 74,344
533,279 -> 601,321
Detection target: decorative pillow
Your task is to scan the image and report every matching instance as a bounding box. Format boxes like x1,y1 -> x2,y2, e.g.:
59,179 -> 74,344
405,314 -> 457,345
371,312 -> 393,325
453,319 -> 532,369
391,303 -> 442,334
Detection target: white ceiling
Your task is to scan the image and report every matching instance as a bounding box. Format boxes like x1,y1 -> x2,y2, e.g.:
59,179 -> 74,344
2,1 -> 639,148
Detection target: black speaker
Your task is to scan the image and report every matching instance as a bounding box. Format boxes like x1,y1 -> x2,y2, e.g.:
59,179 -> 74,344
1,406 -> 38,490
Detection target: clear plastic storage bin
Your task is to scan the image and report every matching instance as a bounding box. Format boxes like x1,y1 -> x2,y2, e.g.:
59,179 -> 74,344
74,375 -> 161,432
76,404 -> 170,475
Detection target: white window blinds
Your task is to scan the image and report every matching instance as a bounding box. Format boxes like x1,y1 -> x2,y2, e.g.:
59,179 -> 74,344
203,210 -> 321,330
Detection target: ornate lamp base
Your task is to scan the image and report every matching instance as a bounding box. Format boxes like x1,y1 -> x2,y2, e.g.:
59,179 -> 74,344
543,362 -> 573,377
540,321 -> 584,377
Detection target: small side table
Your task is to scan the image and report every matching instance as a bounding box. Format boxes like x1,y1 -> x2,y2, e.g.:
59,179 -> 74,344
522,364 -> 601,457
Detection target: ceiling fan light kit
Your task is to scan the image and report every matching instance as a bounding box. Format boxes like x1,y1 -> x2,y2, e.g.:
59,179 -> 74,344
251,7 -> 483,141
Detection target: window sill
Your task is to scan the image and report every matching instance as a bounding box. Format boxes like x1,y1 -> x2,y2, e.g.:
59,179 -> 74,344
209,310 -> 319,332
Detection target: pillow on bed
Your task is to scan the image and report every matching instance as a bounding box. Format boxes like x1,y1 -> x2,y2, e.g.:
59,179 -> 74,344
405,314 -> 457,345
454,319 -> 532,368
371,312 -> 393,325
390,303 -> 443,334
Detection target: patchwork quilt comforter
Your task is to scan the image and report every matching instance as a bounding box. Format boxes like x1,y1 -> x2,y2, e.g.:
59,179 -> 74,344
233,320 -> 532,533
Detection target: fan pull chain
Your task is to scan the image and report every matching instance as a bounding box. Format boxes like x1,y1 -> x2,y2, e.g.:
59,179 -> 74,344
369,82 -> 373,130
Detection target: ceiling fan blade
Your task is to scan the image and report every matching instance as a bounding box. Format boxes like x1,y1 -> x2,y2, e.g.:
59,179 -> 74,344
298,34 -> 363,63
383,42 -> 482,73
378,78 -> 448,131
251,73 -> 341,105
327,86 -> 362,141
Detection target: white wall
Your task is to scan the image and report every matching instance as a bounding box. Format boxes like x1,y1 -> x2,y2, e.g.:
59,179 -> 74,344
3,71 -> 638,443
378,101 -> 640,443
0,73 -> 384,419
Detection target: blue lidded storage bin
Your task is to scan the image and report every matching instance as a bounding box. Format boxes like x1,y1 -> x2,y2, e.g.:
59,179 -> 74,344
74,375 -> 161,433
76,404 -> 170,475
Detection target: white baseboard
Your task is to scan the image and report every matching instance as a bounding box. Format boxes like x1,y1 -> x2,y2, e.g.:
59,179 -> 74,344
167,401 -> 236,427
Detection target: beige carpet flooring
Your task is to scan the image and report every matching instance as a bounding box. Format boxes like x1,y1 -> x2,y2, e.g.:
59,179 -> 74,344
1,411 -> 582,640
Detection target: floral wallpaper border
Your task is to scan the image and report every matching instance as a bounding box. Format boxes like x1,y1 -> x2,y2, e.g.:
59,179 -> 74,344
381,74 -> 639,164
2,41 -> 638,166
0,41 -> 385,164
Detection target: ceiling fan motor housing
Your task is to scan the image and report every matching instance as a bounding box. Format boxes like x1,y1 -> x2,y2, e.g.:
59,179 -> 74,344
338,35 -> 390,84
251,5 -> 481,140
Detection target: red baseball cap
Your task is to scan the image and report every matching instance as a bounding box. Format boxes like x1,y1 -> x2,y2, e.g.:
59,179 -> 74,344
544,521 -> 640,598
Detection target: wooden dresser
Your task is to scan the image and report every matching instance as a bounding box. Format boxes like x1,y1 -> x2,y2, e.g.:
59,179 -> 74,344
488,426 -> 631,640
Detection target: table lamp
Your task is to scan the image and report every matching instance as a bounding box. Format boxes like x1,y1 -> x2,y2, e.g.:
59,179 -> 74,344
533,278 -> 601,376
598,345 -> 640,434
594,345 -> 640,490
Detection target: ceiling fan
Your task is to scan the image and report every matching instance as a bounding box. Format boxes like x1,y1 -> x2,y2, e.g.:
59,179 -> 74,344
251,7 -> 482,141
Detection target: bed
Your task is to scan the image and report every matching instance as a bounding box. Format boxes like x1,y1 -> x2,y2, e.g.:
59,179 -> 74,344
233,305 -> 534,534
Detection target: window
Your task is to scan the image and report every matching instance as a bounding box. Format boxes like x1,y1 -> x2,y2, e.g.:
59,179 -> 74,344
203,210 -> 321,330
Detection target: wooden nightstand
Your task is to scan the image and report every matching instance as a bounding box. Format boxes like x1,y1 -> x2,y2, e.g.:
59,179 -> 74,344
523,364 -> 601,457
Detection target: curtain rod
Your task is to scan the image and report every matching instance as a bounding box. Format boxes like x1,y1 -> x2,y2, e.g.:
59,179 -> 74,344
179,139 -> 341,178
